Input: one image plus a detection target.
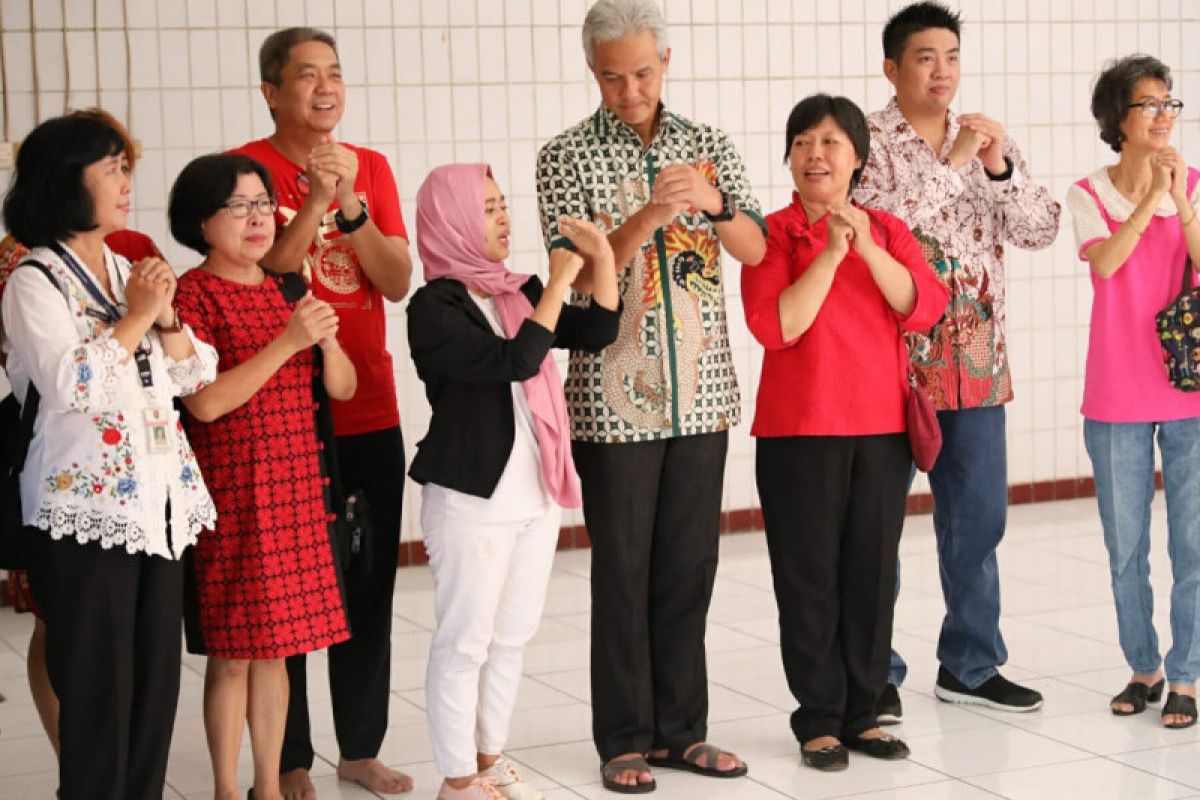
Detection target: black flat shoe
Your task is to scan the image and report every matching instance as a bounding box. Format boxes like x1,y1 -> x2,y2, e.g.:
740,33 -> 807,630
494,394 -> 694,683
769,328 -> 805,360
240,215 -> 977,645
1111,679 -> 1165,716
800,743 -> 849,771
1162,691 -> 1198,729
845,734 -> 910,760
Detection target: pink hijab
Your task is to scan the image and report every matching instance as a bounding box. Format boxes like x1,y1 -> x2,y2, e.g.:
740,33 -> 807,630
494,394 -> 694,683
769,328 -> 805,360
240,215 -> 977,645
416,163 -> 581,509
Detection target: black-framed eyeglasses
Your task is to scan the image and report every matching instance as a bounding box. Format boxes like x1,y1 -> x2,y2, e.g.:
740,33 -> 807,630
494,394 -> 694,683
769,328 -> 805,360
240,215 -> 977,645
222,197 -> 279,218
1128,99 -> 1184,119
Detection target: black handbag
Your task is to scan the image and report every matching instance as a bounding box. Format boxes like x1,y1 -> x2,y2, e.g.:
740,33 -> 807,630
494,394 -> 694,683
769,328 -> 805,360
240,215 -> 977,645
277,273 -> 374,577
0,389 -> 39,569
0,260 -> 60,569
1156,258 -> 1200,391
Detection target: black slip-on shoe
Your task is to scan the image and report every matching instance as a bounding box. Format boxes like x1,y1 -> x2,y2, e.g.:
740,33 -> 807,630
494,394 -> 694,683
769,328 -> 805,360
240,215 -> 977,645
844,734 -> 910,760
800,744 -> 849,772
934,666 -> 1044,712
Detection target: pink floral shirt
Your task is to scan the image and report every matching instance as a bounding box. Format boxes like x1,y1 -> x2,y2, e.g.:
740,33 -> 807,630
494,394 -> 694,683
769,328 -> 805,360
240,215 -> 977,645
853,98 -> 1061,410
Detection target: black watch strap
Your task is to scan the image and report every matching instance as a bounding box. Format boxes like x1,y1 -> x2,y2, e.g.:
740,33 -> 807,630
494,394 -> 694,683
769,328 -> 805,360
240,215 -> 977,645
335,205 -> 369,234
703,190 -> 736,223
985,156 -> 1014,182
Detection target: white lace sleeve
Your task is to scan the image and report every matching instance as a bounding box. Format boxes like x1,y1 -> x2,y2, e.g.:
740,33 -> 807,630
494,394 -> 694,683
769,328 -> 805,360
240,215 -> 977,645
164,327 -> 218,396
1066,184 -> 1110,258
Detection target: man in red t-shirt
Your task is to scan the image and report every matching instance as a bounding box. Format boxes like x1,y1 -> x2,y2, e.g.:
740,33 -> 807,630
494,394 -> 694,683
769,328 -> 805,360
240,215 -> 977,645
230,26 -> 413,797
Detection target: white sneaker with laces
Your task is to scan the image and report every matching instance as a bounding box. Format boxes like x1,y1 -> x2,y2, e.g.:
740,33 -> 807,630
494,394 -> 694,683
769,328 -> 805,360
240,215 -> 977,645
478,757 -> 545,800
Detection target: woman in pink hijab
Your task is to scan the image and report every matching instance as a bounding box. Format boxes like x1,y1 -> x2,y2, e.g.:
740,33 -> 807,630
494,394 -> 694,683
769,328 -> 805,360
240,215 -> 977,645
408,163 -> 619,800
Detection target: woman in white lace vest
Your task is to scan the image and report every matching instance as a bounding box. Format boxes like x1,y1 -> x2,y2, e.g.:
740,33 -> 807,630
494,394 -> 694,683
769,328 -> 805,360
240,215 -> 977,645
0,114 -> 217,799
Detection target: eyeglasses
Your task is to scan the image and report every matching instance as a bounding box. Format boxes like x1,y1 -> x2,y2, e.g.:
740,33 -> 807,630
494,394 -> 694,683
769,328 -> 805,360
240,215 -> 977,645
222,197 -> 279,218
1128,99 -> 1184,119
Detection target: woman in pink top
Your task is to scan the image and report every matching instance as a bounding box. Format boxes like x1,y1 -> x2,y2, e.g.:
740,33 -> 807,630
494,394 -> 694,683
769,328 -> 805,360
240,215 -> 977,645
1068,54 -> 1200,729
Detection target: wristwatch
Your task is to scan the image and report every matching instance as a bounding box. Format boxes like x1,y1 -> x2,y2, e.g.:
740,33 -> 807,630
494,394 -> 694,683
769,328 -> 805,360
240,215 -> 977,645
703,190 -> 737,223
335,205 -> 369,234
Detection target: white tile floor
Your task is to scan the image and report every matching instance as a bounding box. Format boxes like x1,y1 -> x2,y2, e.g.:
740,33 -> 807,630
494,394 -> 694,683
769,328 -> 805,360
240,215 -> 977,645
2,495 -> 1200,798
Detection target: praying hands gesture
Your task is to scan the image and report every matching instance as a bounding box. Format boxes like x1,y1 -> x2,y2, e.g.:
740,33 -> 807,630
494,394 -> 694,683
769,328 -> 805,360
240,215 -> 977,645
306,136 -> 362,215
958,114 -> 1008,175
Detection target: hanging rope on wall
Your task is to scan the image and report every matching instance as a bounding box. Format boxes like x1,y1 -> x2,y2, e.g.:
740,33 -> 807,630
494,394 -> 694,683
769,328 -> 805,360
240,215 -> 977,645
92,0 -> 100,111
0,0 -> 9,141
28,0 -> 40,124
60,0 -> 70,113
122,0 -> 132,132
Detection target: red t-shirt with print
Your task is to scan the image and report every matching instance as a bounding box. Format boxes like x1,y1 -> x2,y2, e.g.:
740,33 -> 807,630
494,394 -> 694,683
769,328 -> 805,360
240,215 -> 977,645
230,138 -> 408,436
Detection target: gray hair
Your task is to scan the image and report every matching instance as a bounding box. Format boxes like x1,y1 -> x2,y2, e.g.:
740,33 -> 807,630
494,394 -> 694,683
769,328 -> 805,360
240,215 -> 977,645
1091,54 -> 1173,153
259,27 -> 338,86
582,0 -> 669,66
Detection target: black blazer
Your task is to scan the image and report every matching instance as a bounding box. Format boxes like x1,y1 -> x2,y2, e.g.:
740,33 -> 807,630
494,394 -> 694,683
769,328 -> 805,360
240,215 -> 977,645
407,276 -> 619,499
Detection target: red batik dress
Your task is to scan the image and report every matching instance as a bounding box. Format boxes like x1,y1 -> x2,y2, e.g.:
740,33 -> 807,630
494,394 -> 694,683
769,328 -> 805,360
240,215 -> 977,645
176,268 -> 348,659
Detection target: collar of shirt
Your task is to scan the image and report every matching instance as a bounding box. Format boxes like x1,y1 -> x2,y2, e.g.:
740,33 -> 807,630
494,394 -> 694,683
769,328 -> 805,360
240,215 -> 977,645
880,96 -> 961,160
782,191 -> 872,237
592,102 -> 692,149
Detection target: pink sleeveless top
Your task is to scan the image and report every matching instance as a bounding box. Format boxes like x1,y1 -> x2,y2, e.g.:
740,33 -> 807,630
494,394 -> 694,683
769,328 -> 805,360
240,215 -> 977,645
1075,169 -> 1200,422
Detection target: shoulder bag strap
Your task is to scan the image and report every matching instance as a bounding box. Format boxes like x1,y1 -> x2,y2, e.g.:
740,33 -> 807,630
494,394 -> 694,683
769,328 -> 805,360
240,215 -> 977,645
7,259 -> 64,472
271,274 -> 346,507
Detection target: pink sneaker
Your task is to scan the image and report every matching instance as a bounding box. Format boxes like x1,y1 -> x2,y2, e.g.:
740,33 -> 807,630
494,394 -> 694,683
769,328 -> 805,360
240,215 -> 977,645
438,776 -> 504,800
478,757 -> 546,800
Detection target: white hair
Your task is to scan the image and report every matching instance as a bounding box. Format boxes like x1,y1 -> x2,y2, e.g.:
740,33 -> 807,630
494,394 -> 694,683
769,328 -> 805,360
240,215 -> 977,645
582,0 -> 669,66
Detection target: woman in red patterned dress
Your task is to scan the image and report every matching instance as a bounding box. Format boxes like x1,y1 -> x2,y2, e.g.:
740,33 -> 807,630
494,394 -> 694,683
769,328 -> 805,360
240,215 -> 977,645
170,153 -> 354,800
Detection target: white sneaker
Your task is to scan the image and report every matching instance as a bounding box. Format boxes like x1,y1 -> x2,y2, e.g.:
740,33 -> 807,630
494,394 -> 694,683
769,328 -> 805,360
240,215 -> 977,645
478,757 -> 545,800
437,776 -> 504,800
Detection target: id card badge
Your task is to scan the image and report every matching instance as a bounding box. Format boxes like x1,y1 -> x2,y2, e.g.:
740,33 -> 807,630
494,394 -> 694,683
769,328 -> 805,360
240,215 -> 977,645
143,407 -> 173,454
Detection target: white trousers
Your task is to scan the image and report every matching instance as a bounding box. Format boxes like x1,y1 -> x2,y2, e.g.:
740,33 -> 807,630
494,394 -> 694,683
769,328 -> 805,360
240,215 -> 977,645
422,490 -> 562,778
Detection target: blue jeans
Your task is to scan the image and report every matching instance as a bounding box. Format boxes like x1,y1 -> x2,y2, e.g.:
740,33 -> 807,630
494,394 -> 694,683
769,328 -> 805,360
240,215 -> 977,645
889,406 -> 1009,689
1084,417 -> 1200,684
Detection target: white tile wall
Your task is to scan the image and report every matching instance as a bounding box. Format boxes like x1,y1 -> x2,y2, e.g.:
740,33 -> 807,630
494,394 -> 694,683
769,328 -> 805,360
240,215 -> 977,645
0,0 -> 1196,539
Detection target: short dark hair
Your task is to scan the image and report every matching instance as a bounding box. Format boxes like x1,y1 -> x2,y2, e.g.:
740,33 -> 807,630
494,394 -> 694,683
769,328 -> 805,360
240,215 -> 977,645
259,27 -> 338,85
2,115 -> 126,248
69,107 -> 138,167
784,94 -> 872,191
168,153 -> 276,255
1091,54 -> 1173,153
882,1 -> 962,63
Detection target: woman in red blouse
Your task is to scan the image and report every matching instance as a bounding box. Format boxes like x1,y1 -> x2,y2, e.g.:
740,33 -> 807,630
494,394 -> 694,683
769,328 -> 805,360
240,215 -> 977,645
742,94 -> 948,772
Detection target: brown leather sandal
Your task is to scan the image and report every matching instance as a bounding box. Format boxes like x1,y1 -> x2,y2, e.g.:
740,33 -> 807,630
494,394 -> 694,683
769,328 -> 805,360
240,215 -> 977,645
601,754 -> 656,794
646,742 -> 748,778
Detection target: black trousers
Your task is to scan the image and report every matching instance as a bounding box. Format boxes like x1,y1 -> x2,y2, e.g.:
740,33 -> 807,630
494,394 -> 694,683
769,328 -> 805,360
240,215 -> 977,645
26,532 -> 183,800
282,425 -> 405,770
574,431 -> 728,761
756,434 -> 910,744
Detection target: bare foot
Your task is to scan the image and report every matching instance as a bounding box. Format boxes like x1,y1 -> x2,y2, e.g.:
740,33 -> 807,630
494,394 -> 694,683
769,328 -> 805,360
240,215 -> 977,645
337,757 -> 414,794
279,767 -> 316,800
857,727 -> 888,740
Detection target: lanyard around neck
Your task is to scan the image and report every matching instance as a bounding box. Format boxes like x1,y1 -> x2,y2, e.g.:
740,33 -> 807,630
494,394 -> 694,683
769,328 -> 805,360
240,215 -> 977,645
49,242 -> 155,390
49,242 -> 123,322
